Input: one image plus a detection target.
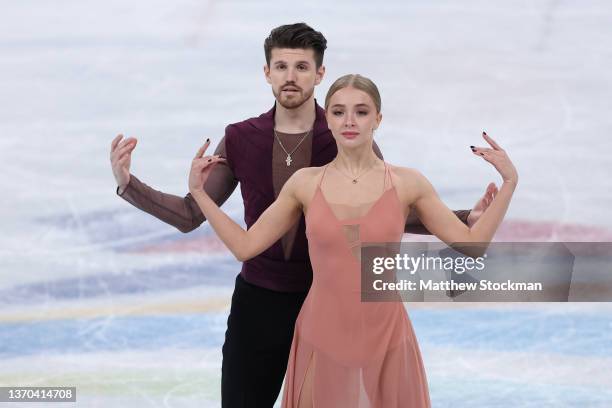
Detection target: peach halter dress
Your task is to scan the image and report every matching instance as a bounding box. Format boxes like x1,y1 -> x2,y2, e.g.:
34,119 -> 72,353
281,163 -> 431,408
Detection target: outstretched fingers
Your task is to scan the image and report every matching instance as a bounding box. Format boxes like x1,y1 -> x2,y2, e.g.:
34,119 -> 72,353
195,138 -> 211,159
470,131 -> 518,184
482,131 -> 503,151
111,134 -> 123,151
485,182 -> 498,205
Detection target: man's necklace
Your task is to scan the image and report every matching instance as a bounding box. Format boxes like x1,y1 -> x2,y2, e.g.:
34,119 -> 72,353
274,128 -> 311,166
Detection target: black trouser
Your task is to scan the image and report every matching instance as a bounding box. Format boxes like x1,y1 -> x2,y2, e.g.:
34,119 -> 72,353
221,274 -> 308,408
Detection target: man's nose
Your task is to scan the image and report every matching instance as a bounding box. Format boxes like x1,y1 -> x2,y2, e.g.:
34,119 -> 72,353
286,67 -> 297,82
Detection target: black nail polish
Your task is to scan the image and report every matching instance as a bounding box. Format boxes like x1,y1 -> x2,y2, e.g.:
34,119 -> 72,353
480,152 -> 485,156
208,158 -> 212,162
483,131 -> 487,136
206,138 -> 210,143
471,148 -> 476,152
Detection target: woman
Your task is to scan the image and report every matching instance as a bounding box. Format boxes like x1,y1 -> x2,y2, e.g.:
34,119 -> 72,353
189,74 -> 518,407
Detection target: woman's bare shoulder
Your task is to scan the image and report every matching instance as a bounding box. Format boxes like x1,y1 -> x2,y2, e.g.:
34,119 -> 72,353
284,166 -> 326,202
387,164 -> 426,184
387,164 -> 432,201
288,166 -> 326,186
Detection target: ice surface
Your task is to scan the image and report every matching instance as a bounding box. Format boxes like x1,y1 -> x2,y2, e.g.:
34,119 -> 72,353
1,1 -> 611,406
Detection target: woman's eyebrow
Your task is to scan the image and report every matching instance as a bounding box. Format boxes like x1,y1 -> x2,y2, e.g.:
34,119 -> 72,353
330,103 -> 371,109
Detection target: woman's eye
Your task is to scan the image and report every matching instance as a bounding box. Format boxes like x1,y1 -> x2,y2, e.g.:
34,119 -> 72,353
357,111 -> 369,116
332,111 -> 343,116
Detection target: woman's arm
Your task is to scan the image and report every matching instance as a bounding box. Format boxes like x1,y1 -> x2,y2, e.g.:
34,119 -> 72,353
188,140 -> 303,261
409,132 -> 518,246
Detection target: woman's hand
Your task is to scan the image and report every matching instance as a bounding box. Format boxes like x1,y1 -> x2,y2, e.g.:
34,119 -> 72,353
189,139 -> 226,194
471,132 -> 518,185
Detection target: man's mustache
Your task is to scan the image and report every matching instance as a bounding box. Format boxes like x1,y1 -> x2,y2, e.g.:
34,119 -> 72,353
281,83 -> 301,91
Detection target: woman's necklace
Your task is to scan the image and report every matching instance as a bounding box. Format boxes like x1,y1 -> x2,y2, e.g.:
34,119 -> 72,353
332,159 -> 379,184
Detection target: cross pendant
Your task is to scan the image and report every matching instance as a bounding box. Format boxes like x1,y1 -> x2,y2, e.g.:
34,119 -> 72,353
286,154 -> 292,166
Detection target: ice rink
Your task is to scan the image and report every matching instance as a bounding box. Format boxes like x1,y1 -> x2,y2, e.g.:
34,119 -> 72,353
1,1 -> 611,406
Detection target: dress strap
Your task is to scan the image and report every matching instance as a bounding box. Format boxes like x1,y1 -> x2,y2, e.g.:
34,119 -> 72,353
318,164 -> 330,188
384,162 -> 394,191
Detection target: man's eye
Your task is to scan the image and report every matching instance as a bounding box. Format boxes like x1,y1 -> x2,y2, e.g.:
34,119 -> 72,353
277,65 -> 286,70
298,65 -> 307,71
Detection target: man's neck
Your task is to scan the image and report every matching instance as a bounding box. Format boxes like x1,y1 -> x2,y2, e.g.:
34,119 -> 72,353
274,97 -> 316,134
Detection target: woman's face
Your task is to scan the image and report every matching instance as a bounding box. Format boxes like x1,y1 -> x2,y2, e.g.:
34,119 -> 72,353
326,87 -> 382,149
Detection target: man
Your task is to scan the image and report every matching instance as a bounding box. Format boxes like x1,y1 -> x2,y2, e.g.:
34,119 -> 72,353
110,23 -> 495,407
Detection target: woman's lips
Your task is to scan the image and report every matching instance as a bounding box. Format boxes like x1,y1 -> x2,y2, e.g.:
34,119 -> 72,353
341,131 -> 359,139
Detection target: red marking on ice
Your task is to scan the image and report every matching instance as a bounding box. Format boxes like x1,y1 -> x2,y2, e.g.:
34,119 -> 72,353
131,219 -> 612,254
134,235 -> 230,254
495,220 -> 612,241
408,219 -> 612,242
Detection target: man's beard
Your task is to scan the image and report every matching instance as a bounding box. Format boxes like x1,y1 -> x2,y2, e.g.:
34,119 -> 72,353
273,86 -> 314,109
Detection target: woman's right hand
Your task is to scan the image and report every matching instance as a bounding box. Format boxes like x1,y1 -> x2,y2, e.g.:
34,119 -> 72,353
471,132 -> 518,185
189,139 -> 226,194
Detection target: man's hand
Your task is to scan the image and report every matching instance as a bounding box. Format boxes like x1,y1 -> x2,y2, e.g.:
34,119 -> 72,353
467,182 -> 498,227
110,134 -> 137,192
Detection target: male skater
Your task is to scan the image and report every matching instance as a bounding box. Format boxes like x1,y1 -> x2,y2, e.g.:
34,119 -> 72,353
110,23 -> 494,407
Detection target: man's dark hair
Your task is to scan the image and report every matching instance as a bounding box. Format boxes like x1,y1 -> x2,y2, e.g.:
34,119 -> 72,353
264,23 -> 327,68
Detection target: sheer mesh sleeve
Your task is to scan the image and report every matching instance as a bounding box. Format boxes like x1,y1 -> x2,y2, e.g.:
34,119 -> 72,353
404,209 -> 471,234
117,137 -> 238,233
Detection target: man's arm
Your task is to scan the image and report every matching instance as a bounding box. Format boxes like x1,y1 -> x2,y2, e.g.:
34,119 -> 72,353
114,136 -> 238,233
371,140 -> 471,234
404,209 -> 471,234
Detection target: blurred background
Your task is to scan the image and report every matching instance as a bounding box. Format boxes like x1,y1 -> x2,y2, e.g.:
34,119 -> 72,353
1,0 -> 611,406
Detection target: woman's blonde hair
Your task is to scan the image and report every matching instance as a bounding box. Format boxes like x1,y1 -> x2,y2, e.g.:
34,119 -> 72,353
324,74 -> 381,113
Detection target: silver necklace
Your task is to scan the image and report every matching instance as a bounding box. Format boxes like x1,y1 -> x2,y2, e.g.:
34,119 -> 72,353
332,159 -> 378,184
273,128 -> 311,166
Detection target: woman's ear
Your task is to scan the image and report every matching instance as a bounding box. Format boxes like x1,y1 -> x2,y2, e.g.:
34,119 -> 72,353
375,112 -> 383,130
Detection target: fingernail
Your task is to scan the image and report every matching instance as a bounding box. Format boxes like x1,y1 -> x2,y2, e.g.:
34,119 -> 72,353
206,138 -> 210,143
471,148 -> 476,152
483,131 -> 487,136
480,152 -> 485,156
208,158 -> 212,162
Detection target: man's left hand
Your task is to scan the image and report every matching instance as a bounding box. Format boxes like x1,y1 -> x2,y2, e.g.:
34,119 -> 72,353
467,182 -> 499,227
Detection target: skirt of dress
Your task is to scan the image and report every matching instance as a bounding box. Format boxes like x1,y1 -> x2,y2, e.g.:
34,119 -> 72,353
281,287 -> 431,408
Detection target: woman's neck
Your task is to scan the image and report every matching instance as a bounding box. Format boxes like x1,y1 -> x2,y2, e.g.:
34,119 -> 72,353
333,144 -> 382,175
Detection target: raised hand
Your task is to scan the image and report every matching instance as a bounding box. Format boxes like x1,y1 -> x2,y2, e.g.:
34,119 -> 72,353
110,134 -> 137,191
188,139 -> 226,194
467,182 -> 499,227
471,132 -> 518,185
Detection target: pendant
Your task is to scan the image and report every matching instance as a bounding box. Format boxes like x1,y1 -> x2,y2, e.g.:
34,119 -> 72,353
286,154 -> 292,166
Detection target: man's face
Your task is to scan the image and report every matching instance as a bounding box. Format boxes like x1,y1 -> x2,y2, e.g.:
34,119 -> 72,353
264,48 -> 325,109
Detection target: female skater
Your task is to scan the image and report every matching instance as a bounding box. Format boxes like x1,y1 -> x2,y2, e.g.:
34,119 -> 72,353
189,74 -> 518,407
